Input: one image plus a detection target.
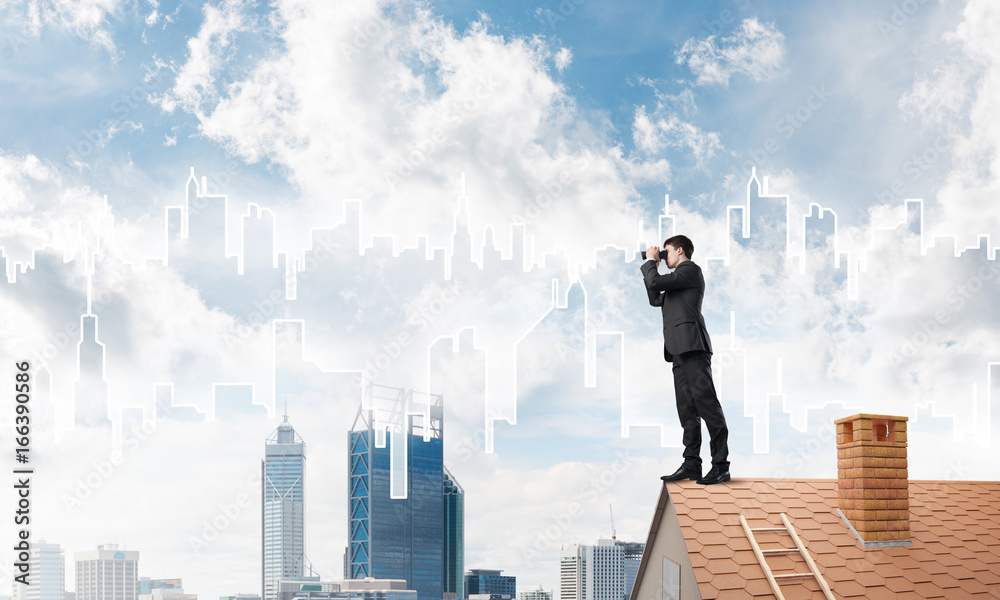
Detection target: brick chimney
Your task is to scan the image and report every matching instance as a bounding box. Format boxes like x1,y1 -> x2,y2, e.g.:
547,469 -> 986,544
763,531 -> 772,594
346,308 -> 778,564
835,413 -> 910,547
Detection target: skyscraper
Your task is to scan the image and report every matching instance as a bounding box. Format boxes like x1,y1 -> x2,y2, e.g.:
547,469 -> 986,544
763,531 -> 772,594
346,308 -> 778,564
14,540 -> 65,600
75,544 -> 138,600
518,587 -> 551,600
614,542 -> 643,600
464,570 -> 515,599
263,415 -> 307,600
138,580 -> 182,596
347,386 -> 445,600
559,541 -> 623,600
442,467 -> 464,600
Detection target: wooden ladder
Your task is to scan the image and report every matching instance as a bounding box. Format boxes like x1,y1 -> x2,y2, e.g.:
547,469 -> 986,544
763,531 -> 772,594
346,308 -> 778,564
739,512 -> 836,600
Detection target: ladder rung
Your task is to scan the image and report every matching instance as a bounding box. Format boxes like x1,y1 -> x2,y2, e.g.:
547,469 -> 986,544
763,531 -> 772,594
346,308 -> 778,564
741,513 -> 836,600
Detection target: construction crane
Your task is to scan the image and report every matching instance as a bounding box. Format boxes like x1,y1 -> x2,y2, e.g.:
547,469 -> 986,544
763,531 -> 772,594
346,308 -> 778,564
610,503 -> 616,540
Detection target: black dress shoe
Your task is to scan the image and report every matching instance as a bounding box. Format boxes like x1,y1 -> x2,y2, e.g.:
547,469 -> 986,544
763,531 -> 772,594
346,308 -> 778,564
696,466 -> 731,485
660,465 -> 702,482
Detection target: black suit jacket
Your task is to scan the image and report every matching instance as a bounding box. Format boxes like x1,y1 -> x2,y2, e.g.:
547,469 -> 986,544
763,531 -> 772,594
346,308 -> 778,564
641,259 -> 713,362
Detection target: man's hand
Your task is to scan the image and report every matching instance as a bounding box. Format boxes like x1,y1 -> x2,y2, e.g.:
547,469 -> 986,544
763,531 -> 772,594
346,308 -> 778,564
646,245 -> 660,263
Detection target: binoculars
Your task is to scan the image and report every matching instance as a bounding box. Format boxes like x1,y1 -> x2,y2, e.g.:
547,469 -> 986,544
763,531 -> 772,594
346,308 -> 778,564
641,250 -> 663,261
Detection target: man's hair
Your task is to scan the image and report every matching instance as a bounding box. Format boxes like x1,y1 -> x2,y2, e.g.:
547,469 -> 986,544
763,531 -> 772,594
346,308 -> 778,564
663,235 -> 694,259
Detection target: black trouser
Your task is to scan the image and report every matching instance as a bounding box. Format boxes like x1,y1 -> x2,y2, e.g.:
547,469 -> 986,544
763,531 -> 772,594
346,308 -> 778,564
671,350 -> 729,470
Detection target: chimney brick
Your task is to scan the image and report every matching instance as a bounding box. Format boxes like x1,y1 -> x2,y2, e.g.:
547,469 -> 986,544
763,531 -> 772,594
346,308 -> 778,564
835,413 -> 910,546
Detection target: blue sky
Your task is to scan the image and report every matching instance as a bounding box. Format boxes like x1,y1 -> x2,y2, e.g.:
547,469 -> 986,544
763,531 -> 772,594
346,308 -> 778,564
2,1 -> 1000,599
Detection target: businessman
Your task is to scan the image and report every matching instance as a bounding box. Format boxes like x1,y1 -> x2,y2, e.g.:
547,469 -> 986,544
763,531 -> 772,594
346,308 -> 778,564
641,235 -> 730,485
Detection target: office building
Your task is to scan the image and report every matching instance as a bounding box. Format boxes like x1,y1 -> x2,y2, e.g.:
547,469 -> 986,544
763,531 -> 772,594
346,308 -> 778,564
139,580 -> 182,596
275,579 -> 338,600
442,468 -> 464,600
615,542 -> 643,600
13,540 -> 65,600
74,544 -> 139,600
263,415 -> 308,600
518,587 -> 551,600
138,591 -> 196,600
347,387 -> 445,600
219,595 -> 260,600
559,541 -> 621,600
337,580 -> 416,600
464,570 -> 514,600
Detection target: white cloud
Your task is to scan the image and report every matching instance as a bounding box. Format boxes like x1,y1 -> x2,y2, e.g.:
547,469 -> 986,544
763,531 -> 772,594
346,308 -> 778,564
155,0 -> 663,261
632,105 -> 723,167
635,77 -> 697,115
897,0 -> 1000,247
154,0 -> 256,116
0,149 -> 169,282
1,0 -> 125,54
898,65 -> 972,123
675,17 -> 786,86
0,151 -> 117,267
554,46 -> 572,72
0,151 -> 53,210
629,65 -> 723,169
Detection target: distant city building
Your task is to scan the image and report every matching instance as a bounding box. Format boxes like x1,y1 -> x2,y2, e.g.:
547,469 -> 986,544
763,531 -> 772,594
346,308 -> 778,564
464,570 -> 515,600
347,388 -> 446,600
338,579 -> 417,600
276,579 -> 337,600
75,544 -> 139,600
263,415 -> 311,600
559,541 -> 622,600
138,591 -> 196,600
13,540 -> 65,600
139,580 -> 182,596
518,586 -> 551,600
614,542 -> 643,600
263,579 -> 417,600
442,468 -> 464,600
219,595 -> 260,600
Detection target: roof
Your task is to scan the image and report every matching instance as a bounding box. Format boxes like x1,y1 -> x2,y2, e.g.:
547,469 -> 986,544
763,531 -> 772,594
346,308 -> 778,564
631,479 -> 1000,600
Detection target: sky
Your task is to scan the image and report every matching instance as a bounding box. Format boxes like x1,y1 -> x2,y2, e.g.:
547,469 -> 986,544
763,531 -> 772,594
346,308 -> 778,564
2,0 -> 1000,599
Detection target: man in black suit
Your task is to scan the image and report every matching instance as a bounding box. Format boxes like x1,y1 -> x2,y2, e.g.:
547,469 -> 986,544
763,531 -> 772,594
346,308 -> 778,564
641,235 -> 730,485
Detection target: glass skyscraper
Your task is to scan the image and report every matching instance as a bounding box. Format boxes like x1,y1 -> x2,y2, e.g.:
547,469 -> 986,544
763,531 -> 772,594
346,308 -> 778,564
615,542 -> 643,600
464,569 -> 515,599
348,386 -> 453,600
442,467 -> 464,600
263,415 -> 307,600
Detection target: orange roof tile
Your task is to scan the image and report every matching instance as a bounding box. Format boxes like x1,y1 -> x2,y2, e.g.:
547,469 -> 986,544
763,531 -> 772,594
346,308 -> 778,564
630,479 -> 1000,600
